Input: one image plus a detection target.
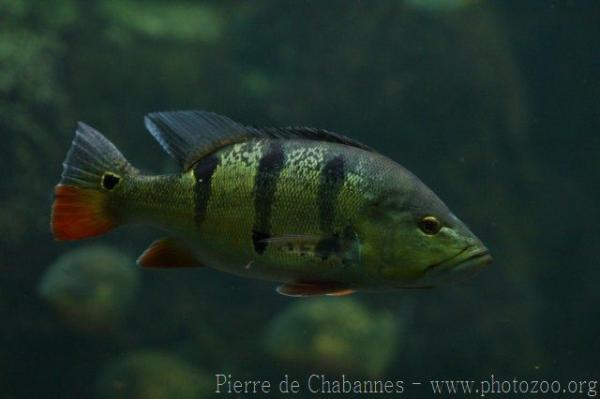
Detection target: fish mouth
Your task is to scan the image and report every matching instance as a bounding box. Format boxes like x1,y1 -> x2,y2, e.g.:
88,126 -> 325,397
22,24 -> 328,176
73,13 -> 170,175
424,246 -> 492,283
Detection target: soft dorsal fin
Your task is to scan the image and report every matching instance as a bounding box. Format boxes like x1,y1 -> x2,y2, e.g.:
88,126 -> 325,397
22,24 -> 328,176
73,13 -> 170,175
144,110 -> 374,170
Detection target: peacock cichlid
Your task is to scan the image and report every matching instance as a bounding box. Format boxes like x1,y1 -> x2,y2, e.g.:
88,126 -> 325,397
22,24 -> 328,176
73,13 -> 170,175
51,111 -> 492,296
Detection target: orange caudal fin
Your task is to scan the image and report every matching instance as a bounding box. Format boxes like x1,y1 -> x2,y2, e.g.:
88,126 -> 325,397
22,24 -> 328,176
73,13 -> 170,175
51,122 -> 137,240
51,185 -> 117,240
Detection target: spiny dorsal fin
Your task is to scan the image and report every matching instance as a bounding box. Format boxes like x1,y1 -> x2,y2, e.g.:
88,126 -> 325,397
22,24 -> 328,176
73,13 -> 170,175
144,111 -> 257,170
144,110 -> 374,170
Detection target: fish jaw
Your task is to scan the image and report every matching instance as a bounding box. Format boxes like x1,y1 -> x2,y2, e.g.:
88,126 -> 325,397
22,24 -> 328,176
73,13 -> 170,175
421,245 -> 493,286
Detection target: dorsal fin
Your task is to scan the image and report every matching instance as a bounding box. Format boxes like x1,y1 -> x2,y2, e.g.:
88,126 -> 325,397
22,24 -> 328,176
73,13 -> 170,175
144,111 -> 257,170
144,110 -> 374,170
258,127 -> 374,152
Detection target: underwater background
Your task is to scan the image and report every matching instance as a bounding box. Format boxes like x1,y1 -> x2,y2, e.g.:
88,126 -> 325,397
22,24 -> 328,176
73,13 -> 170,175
1,1 -> 599,398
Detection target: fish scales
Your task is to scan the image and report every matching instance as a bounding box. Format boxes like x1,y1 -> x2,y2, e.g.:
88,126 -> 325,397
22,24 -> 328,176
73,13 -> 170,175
269,142 -> 328,237
125,139 -> 407,278
196,141 -> 264,267
253,140 -> 286,254
51,111 -> 492,296
193,155 -> 220,226
318,153 -> 346,233
117,173 -> 196,231
190,139 -> 375,279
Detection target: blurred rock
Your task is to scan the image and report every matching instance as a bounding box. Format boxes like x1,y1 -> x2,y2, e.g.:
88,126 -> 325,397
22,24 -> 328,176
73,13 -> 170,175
96,350 -> 212,399
264,298 -> 408,377
38,245 -> 139,332
0,0 -> 75,244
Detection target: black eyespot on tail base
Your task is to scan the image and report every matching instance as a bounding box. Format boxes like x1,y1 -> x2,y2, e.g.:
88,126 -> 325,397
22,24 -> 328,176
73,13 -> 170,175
101,173 -> 121,190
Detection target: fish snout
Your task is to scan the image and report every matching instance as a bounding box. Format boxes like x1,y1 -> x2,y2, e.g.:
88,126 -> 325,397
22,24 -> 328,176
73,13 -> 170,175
423,244 -> 492,286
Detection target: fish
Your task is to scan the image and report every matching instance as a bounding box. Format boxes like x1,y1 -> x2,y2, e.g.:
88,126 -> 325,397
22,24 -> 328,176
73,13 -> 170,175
51,110 -> 492,297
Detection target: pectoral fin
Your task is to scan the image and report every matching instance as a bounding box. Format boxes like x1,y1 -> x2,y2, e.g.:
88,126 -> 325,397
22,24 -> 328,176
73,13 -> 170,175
276,282 -> 356,297
258,226 -> 360,265
137,238 -> 205,268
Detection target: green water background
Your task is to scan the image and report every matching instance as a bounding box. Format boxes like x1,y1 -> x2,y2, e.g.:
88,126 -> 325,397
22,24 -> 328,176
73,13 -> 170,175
1,1 -> 598,398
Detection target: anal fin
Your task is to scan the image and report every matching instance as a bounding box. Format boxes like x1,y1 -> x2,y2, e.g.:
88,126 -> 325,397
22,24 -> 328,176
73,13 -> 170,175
276,282 -> 356,297
137,238 -> 205,268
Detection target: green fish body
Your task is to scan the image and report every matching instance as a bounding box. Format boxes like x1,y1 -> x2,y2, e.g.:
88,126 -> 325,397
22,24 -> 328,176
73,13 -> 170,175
52,111 -> 491,296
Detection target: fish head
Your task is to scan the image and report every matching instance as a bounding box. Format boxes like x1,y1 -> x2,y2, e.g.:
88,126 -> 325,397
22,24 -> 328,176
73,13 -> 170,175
359,175 -> 492,288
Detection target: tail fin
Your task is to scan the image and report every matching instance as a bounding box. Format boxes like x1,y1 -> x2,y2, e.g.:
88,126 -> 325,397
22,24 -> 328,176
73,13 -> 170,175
52,122 -> 136,240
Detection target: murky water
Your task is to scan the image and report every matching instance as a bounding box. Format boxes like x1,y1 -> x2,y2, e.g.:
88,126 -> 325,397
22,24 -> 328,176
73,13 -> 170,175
1,1 -> 598,398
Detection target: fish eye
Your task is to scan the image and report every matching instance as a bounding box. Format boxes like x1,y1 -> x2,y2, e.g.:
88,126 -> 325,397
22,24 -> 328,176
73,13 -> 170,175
101,172 -> 121,190
418,216 -> 441,235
